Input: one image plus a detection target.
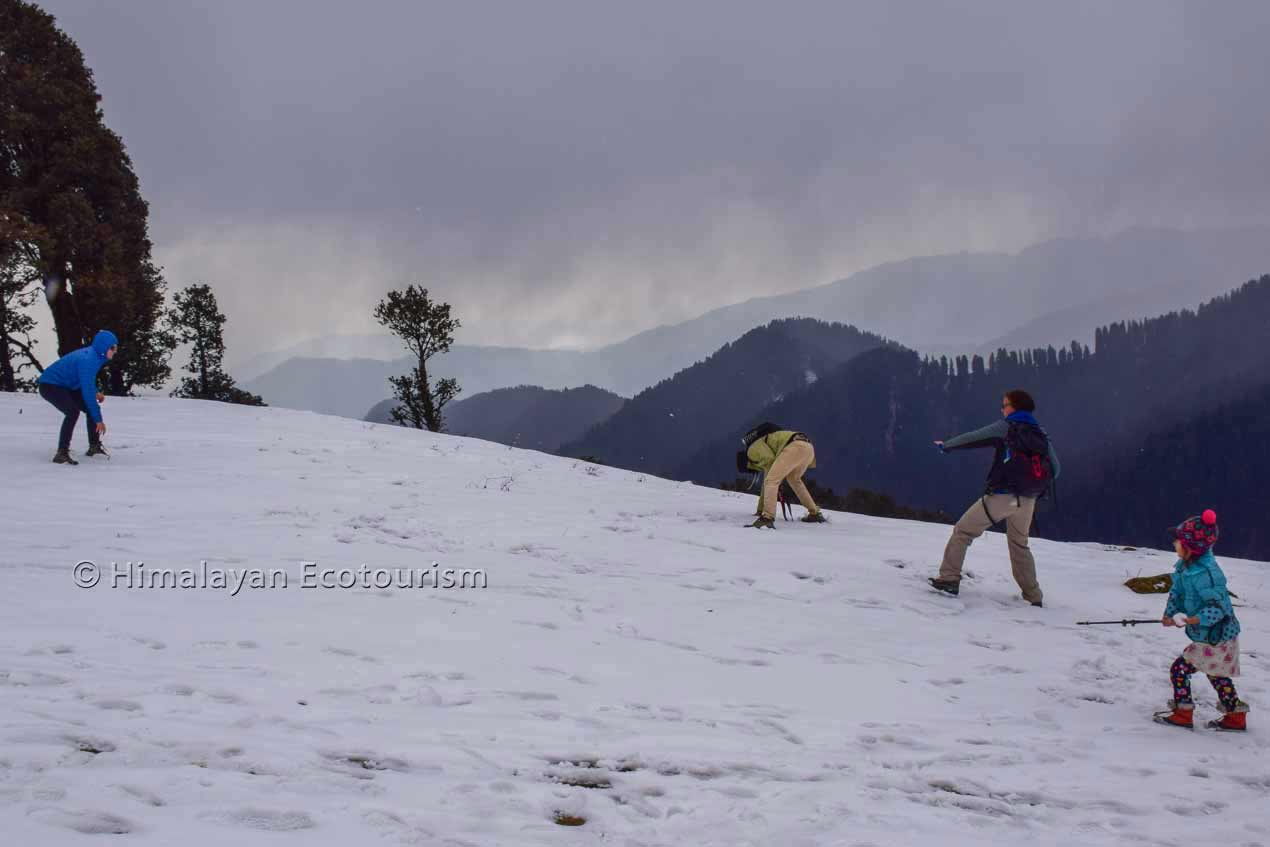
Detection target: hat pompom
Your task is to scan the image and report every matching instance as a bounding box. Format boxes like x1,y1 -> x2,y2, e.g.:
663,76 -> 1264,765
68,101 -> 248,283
1202,509 -> 1217,525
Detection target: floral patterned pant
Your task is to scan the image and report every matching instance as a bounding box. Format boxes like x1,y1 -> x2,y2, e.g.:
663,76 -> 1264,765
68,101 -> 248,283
1171,656 -> 1239,711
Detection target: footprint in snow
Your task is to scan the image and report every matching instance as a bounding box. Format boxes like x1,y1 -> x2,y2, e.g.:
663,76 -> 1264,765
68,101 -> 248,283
361,808 -> 435,842
930,677 -> 966,687
320,749 -> 411,774
65,734 -> 116,755
846,597 -> 892,610
712,656 -> 770,667
26,642 -> 74,656
757,718 -> 804,745
498,690 -> 559,702
323,646 -> 377,662
205,690 -> 243,704
32,809 -> 135,835
514,620 -> 560,631
0,670 -> 69,687
202,808 -> 317,831
532,666 -> 592,684
978,664 -> 1026,675
131,636 -> 166,651
967,638 -> 1014,652
116,784 -> 165,807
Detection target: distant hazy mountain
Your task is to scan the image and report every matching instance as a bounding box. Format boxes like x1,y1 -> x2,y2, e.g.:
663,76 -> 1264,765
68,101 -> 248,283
559,319 -> 893,476
243,356 -> 407,419
245,347 -> 613,420
243,227 -> 1270,415
366,384 -> 626,453
232,334 -> 407,383
966,273 -> 1245,356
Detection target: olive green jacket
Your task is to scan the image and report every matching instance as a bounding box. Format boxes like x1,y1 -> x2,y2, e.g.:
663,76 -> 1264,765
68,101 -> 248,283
746,431 -> 814,513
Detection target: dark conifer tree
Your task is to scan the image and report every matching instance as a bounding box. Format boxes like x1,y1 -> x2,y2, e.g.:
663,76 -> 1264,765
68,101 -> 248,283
374,285 -> 461,432
168,284 -> 263,406
1,0 -> 174,391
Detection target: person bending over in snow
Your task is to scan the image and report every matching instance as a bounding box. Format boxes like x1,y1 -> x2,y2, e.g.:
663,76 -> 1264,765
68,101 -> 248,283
37,329 -> 117,465
742,427 -> 825,529
928,389 -> 1059,607
1154,510 -> 1248,732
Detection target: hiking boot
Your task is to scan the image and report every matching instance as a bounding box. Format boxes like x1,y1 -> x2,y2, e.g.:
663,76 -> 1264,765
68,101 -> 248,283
86,442 -> 109,458
749,516 -> 776,530
53,449 -> 79,466
1209,712 -> 1247,732
801,512 -> 827,523
1153,700 -> 1194,729
1208,700 -> 1249,732
928,578 -> 960,596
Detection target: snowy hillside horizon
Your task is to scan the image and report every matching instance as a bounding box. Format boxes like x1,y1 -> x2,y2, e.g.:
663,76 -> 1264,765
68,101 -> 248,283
2,394 -> 1267,846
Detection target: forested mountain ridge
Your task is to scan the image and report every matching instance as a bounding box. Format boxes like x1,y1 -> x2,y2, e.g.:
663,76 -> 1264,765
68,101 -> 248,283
559,318 -> 896,477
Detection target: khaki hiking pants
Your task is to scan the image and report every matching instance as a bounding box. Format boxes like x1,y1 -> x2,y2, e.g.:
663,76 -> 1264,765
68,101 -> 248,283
760,439 -> 819,520
938,493 -> 1042,604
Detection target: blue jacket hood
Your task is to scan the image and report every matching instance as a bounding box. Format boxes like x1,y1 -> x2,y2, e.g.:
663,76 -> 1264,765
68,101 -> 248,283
91,330 -> 118,357
1006,410 -> 1039,426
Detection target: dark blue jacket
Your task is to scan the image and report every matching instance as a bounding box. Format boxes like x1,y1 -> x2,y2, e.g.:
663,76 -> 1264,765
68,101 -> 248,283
942,411 -> 1061,494
38,330 -> 117,424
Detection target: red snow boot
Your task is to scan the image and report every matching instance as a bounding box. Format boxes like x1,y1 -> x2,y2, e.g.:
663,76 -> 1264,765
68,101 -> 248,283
1208,701 -> 1249,732
1153,701 -> 1194,730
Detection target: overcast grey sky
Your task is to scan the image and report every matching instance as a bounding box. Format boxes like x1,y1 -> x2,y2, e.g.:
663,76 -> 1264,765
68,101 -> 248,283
37,0 -> 1270,357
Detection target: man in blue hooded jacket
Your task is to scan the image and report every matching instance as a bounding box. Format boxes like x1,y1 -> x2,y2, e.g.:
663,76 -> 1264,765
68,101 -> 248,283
37,330 -> 118,465
928,389 -> 1060,607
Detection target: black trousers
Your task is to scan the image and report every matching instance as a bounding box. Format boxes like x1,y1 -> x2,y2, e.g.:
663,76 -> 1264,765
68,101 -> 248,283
39,383 -> 98,451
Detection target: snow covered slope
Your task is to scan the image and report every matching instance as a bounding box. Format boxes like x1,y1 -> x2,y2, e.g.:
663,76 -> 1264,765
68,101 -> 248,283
2,393 -> 1266,846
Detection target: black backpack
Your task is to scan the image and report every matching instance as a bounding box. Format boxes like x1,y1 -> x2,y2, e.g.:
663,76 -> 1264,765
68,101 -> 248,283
736,422 -> 782,473
741,422 -> 782,450
1002,421 -> 1054,498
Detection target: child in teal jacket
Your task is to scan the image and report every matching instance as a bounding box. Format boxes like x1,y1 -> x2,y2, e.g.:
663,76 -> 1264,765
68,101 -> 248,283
1154,510 -> 1248,731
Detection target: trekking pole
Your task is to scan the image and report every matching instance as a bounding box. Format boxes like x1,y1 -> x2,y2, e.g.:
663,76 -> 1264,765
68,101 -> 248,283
1076,619 -> 1161,627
